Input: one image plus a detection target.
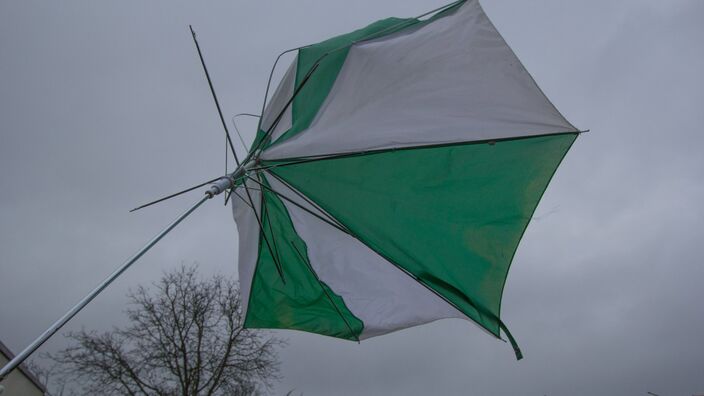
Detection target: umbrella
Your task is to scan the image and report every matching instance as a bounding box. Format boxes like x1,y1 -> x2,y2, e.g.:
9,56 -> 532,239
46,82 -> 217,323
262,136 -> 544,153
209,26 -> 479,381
0,0 -> 582,381
231,0 -> 581,359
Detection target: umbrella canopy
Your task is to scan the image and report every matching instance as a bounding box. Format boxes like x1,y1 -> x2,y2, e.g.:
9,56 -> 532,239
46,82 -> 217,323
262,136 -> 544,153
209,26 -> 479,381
231,0 -> 579,357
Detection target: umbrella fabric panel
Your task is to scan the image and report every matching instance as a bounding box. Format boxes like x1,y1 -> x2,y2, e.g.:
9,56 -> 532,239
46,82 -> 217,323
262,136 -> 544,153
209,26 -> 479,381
243,176 -> 363,341
263,0 -> 576,161
266,174 -> 466,339
268,133 -> 578,335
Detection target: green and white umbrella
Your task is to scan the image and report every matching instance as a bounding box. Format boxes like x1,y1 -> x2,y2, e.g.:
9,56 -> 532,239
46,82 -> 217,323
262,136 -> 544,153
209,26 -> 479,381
231,0 -> 580,359
0,1 -> 581,380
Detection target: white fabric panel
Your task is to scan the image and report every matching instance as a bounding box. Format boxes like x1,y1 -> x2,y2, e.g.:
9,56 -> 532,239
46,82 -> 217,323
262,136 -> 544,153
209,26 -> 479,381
231,180 -> 261,316
260,57 -> 296,142
262,0 -> 576,160
265,173 -> 464,339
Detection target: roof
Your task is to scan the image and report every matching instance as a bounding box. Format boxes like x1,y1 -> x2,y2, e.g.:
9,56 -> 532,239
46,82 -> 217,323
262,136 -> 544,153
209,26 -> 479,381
0,339 -> 48,393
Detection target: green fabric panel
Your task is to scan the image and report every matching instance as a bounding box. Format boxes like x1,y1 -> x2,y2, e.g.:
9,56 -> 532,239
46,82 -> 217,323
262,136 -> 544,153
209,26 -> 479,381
244,176 -> 364,340
268,134 -> 577,335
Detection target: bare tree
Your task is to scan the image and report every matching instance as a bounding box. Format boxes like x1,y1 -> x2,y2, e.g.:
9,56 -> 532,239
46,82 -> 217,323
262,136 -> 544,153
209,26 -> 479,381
48,265 -> 284,396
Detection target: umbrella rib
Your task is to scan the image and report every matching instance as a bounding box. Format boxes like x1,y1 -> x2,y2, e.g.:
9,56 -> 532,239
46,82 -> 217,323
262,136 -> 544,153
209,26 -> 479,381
265,172 -> 332,218
247,62 -> 322,160
223,188 -> 232,206
225,184 -> 263,207
245,174 -> 350,236
129,176 -> 223,213
255,47 -> 307,133
289,240 -> 360,342
189,26 -> 240,166
231,113 -> 258,151
257,130 -> 587,171
259,181 -> 285,282
230,189 -> 253,210
226,113 -> 260,196
241,178 -> 286,284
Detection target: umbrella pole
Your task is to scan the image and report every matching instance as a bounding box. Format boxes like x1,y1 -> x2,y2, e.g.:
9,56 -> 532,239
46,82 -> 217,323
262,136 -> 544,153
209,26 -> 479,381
0,176 -> 235,382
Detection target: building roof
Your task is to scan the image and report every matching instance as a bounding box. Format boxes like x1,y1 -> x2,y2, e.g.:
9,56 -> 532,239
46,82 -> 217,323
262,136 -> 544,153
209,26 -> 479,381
0,339 -> 47,393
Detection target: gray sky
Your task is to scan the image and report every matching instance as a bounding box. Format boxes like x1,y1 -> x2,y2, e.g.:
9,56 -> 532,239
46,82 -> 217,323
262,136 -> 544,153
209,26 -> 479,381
1,0 -> 703,395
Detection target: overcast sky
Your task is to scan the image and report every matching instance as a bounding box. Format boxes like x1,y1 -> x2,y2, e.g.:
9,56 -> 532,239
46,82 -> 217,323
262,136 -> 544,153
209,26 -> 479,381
1,0 -> 703,395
